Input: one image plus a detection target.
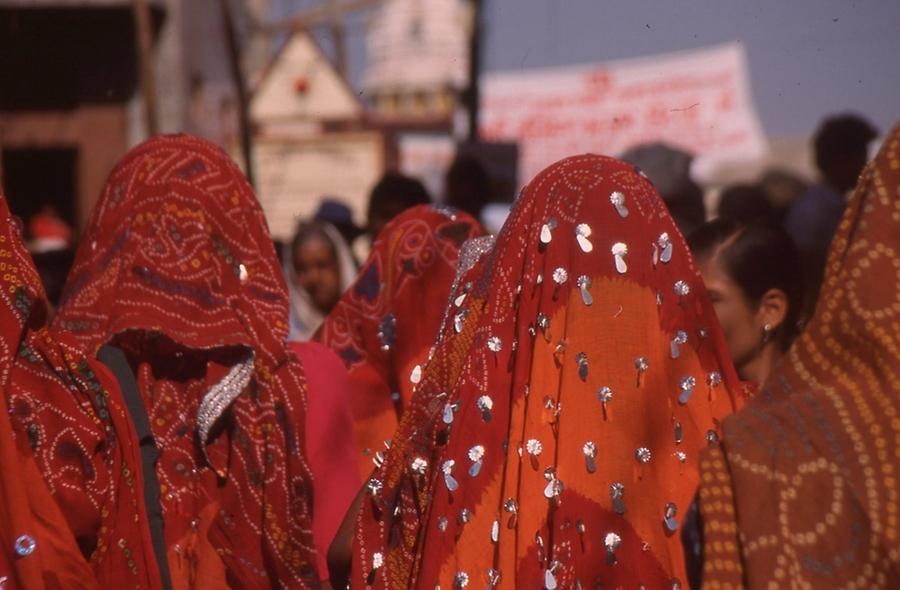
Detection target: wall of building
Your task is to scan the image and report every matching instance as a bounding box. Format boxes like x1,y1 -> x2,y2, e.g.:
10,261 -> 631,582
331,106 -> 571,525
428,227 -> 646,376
0,105 -> 129,230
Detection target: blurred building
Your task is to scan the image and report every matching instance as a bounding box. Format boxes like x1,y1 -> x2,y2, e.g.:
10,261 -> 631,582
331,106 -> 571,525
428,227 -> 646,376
250,30 -> 387,240
154,0 -> 257,148
0,0 -> 165,230
248,0 -> 483,239
0,0 -> 259,233
364,0 -> 469,129
0,0 -> 485,240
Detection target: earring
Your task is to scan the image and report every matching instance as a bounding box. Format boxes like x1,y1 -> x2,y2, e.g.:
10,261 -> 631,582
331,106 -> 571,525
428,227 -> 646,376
762,323 -> 773,344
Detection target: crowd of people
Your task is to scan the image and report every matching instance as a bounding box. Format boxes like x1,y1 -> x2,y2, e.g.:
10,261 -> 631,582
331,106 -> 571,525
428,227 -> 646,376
0,111 -> 895,589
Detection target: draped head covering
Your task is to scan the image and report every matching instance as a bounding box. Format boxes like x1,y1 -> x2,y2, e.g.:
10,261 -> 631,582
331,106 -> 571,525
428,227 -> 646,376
698,125 -> 900,588
54,134 -> 320,587
0,193 -> 162,588
353,154 -> 746,588
317,204 -> 485,478
284,220 -> 358,341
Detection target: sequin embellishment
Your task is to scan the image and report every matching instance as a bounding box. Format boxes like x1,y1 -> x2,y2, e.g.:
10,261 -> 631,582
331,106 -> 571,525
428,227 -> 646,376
576,223 -> 593,252
612,242 -> 628,274
678,376 -> 697,405
610,191 -> 629,218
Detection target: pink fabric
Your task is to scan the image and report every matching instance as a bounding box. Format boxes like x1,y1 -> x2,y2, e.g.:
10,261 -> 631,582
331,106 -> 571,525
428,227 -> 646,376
291,341 -> 360,581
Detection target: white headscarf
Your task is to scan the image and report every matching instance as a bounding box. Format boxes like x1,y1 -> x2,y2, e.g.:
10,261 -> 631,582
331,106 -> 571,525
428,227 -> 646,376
283,221 -> 358,341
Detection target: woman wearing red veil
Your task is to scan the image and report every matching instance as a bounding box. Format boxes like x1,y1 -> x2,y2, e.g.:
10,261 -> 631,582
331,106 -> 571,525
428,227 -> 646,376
351,154 -> 749,588
53,134 -> 348,588
696,126 -> 900,588
0,191 -> 163,588
317,205 -> 485,479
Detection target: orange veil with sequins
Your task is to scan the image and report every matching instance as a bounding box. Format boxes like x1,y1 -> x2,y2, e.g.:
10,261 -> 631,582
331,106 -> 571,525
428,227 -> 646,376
697,125 -> 900,588
317,205 -> 484,478
352,155 -> 747,589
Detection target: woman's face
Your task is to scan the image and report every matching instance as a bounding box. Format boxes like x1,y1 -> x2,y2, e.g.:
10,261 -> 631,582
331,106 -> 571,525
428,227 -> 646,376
293,236 -> 342,315
697,254 -> 765,373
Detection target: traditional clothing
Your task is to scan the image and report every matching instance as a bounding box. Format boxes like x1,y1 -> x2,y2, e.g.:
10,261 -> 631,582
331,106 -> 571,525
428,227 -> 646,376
0,193 -> 163,588
352,155 -> 747,588
697,125 -> 900,588
316,205 -> 484,479
290,341 -> 360,582
54,134 -> 320,587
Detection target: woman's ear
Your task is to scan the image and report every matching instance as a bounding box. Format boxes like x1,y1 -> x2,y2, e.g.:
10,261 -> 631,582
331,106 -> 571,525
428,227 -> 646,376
757,288 -> 789,332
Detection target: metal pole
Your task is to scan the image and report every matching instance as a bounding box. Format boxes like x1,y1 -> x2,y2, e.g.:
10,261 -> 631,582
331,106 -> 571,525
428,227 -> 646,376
133,0 -> 159,135
218,0 -> 256,187
328,0 -> 348,78
466,0 -> 482,142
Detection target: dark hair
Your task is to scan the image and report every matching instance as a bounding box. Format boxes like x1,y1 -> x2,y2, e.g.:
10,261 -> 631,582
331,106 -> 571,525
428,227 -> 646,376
291,220 -> 338,262
445,155 -> 491,220
366,172 -> 431,227
688,218 -> 804,349
815,113 -> 877,169
31,248 -> 75,309
814,113 -> 878,192
717,184 -> 778,225
619,142 -> 706,234
664,180 -> 706,236
313,197 -> 363,245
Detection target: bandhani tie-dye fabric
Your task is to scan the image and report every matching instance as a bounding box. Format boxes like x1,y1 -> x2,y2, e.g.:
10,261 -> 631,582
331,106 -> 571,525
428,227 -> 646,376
698,125 -> 900,588
316,205 -> 484,479
0,192 -> 163,588
353,155 -> 747,589
54,134 -> 320,588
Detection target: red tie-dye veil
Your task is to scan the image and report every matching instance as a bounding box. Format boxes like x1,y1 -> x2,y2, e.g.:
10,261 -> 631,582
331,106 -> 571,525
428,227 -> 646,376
0,193 -> 163,588
317,205 -> 484,479
54,134 -> 320,587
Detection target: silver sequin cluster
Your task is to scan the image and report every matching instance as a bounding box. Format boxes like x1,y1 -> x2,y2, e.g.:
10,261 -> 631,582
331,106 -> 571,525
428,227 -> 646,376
197,351 -> 255,468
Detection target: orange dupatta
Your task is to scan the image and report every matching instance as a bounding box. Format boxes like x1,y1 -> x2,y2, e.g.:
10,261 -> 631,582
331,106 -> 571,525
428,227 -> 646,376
353,155 -> 747,589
